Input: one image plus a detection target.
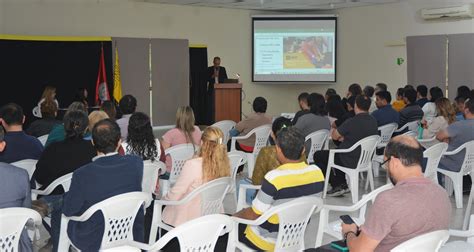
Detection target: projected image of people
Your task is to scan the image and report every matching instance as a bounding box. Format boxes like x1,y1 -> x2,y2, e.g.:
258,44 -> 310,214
283,36 -> 333,69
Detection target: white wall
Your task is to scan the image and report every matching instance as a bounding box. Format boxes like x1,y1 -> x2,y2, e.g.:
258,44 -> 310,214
2,0 -> 474,118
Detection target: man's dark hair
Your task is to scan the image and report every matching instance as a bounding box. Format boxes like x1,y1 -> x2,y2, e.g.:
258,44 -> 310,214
404,84 -> 414,90
119,95 -> 137,115
348,83 -> 362,97
325,88 -> 337,97
355,95 -> 371,111
308,93 -> 327,116
0,126 -> 4,142
92,119 -> 121,154
404,88 -> 417,104
375,91 -> 392,104
0,103 -> 24,126
416,85 -> 428,97
64,110 -> 88,139
457,85 -> 471,99
466,98 -> 474,114
375,83 -> 388,92
346,96 -> 356,110
271,117 -> 292,137
363,85 -> 375,98
253,97 -> 267,113
276,127 -> 304,160
429,87 -> 444,102
385,139 -> 423,167
213,56 -> 221,61
396,88 -> 405,97
298,92 -> 309,103
455,96 -> 467,104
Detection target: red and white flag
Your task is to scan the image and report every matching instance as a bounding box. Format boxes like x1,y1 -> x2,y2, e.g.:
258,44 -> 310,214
95,46 -> 110,105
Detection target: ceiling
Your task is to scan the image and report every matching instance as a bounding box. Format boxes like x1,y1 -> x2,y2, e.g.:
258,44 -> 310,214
138,0 -> 402,11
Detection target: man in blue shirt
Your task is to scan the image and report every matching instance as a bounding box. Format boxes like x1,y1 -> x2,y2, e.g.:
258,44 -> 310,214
0,103 -> 43,163
371,91 -> 399,126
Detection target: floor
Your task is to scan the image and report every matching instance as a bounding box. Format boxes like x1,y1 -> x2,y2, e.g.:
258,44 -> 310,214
34,169 -> 471,251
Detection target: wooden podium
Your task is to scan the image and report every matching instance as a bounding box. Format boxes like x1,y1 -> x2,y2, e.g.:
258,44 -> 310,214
214,83 -> 242,123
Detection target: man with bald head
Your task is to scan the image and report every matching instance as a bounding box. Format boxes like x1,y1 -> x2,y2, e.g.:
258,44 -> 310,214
340,135 -> 451,252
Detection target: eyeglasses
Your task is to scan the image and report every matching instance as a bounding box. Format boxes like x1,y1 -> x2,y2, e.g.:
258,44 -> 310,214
381,157 -> 391,169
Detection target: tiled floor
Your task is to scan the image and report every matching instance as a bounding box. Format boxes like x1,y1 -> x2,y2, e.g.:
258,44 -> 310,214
35,170 -> 471,251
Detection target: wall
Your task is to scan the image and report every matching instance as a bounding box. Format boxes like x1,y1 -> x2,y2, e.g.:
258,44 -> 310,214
2,0 -> 474,118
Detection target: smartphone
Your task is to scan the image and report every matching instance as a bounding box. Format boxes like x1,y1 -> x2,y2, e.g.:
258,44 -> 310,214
340,215 -> 355,225
331,240 -> 349,252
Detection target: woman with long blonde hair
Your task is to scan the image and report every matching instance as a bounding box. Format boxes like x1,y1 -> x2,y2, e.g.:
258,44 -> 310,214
37,86 -> 59,118
161,127 -> 230,228
422,97 -> 456,139
161,106 -> 202,174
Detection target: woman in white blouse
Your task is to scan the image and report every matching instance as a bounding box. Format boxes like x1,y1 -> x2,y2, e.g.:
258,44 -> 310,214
422,87 -> 444,122
422,97 -> 456,139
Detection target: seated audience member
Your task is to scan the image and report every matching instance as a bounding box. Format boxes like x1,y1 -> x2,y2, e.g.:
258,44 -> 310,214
454,96 -> 466,121
340,135 -> 451,252
116,94 -> 137,140
336,95 -> 356,128
73,88 -> 89,108
85,111 -> 109,140
314,95 -> 378,196
392,88 -> 406,112
33,111 -> 96,251
398,88 -> 423,127
404,84 -> 415,90
100,100 -> 117,120
162,127 -> 230,227
233,127 -> 324,251
62,119 -> 144,251
0,103 -> 43,163
37,86 -> 59,117
325,88 -> 337,101
0,126 -> 33,252
45,102 -> 87,147
363,85 -> 377,112
238,117 -> 295,203
126,112 -> 164,162
291,92 -> 310,124
422,86 -> 444,122
162,106 -> 201,174
416,85 -> 429,108
421,98 -> 455,140
342,83 -> 362,109
294,93 -> 331,154
437,99 -> 474,172
326,94 -> 346,125
371,91 -> 399,126
457,85 -> 471,100
374,82 -> 388,93
27,100 -> 61,137
230,97 -> 272,152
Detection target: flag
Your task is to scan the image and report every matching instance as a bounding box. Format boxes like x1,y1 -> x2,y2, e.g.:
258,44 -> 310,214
113,46 -> 122,103
95,46 -> 110,105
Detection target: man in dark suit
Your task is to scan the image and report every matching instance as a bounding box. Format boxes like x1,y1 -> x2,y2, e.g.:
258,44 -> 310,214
207,56 -> 228,124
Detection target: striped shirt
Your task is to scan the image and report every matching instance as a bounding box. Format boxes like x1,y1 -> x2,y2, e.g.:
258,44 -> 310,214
244,161 -> 324,251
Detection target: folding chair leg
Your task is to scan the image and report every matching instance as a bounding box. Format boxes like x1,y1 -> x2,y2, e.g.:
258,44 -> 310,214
315,209 -> 328,248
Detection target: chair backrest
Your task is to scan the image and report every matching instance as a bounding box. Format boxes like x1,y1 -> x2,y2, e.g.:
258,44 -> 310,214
211,120 -> 236,145
402,130 -> 418,138
37,134 -> 48,146
280,113 -> 295,120
165,144 -> 197,184
142,160 -> 165,195
460,141 -> 474,175
390,230 -> 449,252
354,135 -> 380,171
423,143 -> 448,183
378,123 -> 398,147
11,159 -> 38,180
31,173 -> 73,200
148,214 -> 233,252
305,129 -> 329,164
396,121 -> 419,133
228,151 -> 247,190
32,106 -> 41,118
199,177 -> 232,215
0,208 -> 41,252
249,124 -> 272,158
260,196 -> 323,251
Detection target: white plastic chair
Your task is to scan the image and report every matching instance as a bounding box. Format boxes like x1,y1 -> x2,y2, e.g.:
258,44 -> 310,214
394,121 -> 419,134
160,143 -> 197,196
0,207 -> 42,252
463,174 -> 474,230
236,183 -> 261,212
322,135 -> 381,203
437,140 -> 474,209
403,131 -> 418,137
230,124 -> 271,179
11,159 -> 38,180
280,113 -> 295,120
31,173 -> 73,200
418,137 -> 439,149
231,196 -> 324,251
228,151 -> 248,205
391,230 -> 449,252
143,160 -> 165,196
423,143 -> 448,183
58,192 -> 152,252
315,183 -> 393,247
372,123 -> 398,177
32,106 -> 41,118
305,129 -> 330,164
37,134 -> 48,146
211,120 -> 236,145
441,214 -> 474,252
149,177 -> 232,244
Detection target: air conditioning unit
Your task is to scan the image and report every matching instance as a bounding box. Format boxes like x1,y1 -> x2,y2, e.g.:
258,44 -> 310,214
421,4 -> 474,20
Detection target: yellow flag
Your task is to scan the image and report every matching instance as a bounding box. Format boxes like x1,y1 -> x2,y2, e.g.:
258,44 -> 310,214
113,46 -> 122,103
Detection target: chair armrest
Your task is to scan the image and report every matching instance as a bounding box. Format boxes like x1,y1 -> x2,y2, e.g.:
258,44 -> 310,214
449,229 -> 474,238
231,216 -> 267,226
444,146 -> 465,156
329,146 -> 358,155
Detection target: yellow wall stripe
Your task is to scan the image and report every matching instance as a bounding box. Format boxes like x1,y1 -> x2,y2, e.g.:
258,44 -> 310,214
0,34 -> 111,41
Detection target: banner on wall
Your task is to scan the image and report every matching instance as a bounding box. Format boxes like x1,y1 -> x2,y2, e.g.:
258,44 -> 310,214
95,45 -> 110,105
113,46 -> 123,103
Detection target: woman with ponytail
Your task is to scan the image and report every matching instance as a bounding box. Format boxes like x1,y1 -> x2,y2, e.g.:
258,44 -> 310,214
161,127 -> 230,227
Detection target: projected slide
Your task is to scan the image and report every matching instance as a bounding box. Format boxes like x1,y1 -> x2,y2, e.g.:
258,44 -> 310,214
253,17 -> 337,82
